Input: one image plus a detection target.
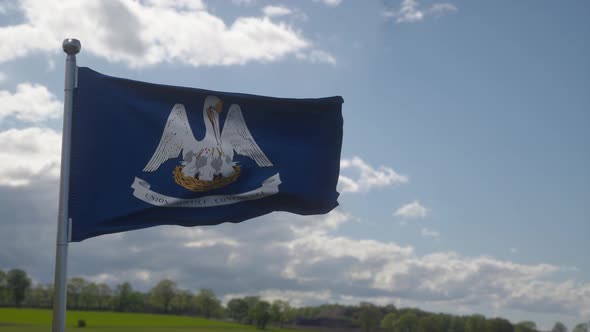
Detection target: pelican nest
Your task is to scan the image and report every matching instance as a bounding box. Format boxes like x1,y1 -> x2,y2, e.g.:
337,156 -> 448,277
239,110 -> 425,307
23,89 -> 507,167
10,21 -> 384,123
173,165 -> 241,192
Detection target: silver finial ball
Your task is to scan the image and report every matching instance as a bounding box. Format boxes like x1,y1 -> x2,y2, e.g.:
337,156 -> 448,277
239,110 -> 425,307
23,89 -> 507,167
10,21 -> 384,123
62,38 -> 81,55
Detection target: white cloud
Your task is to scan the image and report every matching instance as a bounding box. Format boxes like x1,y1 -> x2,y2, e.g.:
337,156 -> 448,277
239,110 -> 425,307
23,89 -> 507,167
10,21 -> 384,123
315,0 -> 343,7
385,0 -> 423,23
429,3 -> 457,16
296,49 -> 337,65
232,0 -> 256,5
394,200 -> 428,219
0,81 -> 62,187
499,280 -> 590,318
47,58 -> 55,72
262,5 -> 292,17
0,0 -> 334,67
184,237 -> 239,248
384,0 -> 457,23
339,156 -> 408,193
0,127 -> 61,187
0,83 -> 62,123
144,0 -> 206,11
420,227 -> 439,239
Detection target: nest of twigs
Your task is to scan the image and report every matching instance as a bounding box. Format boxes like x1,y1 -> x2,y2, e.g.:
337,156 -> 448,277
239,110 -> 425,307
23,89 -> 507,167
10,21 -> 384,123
173,165 -> 241,192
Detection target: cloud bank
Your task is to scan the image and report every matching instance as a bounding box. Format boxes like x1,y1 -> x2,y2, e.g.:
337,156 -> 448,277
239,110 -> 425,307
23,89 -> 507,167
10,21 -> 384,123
383,0 -> 457,23
0,0 -> 334,67
394,200 -> 428,219
339,157 -> 408,193
1,190 -> 588,319
0,83 -> 62,123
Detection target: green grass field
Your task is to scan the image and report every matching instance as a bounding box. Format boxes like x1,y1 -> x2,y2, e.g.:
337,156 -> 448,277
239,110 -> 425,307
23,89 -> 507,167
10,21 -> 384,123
0,308 -> 303,332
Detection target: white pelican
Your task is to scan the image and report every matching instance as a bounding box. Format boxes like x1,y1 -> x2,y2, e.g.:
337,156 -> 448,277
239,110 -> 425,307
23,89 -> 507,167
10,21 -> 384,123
143,96 -> 273,181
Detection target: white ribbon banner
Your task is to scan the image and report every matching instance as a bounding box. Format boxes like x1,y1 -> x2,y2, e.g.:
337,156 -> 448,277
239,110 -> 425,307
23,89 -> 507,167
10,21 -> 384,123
131,173 -> 281,208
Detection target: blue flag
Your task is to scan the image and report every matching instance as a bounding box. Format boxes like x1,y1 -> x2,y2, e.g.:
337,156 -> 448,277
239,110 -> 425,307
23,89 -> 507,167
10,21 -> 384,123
69,67 -> 343,241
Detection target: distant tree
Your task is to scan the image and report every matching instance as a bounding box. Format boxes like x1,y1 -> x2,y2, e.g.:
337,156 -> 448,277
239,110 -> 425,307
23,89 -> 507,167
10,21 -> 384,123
284,305 -> 297,325
244,296 -> 261,324
227,298 -> 249,323
127,289 -> 146,312
357,302 -> 382,332
28,284 -> 53,308
437,315 -> 452,331
395,312 -> 419,332
244,296 -> 260,308
194,288 -> 222,318
417,315 -> 451,332
270,300 -> 292,327
67,277 -> 87,309
573,323 -> 589,332
7,269 -> 31,307
398,308 -> 424,317
552,322 -> 568,332
297,305 -> 322,319
150,279 -> 177,313
270,300 -> 281,324
115,282 -> 134,312
0,269 -> 7,305
384,304 -> 398,315
318,303 -> 347,318
251,300 -> 271,329
516,321 -> 538,332
0,265 -> 570,332
465,315 -> 487,332
447,316 -> 465,332
96,283 -> 112,310
170,289 -> 195,314
486,317 -> 513,332
80,282 -> 99,309
381,312 -> 398,332
417,315 -> 438,332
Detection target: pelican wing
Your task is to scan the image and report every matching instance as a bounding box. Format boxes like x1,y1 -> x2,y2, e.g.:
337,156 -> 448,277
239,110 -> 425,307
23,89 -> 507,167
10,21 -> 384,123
143,104 -> 198,172
221,104 -> 273,167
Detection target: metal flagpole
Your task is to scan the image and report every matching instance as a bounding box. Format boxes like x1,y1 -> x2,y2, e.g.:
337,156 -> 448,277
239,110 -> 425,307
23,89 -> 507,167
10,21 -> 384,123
52,38 -> 80,332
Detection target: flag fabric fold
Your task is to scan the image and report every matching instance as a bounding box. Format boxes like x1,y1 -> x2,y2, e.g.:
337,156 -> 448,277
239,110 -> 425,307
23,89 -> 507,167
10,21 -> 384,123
69,67 -> 343,241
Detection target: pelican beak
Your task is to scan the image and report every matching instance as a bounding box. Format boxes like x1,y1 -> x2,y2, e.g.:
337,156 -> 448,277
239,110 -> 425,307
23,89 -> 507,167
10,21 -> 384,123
215,100 -> 223,114
207,103 -> 222,145
207,107 -> 216,129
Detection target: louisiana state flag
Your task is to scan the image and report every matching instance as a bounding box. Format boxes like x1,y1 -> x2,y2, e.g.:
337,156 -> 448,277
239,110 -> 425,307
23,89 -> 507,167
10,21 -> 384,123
69,68 -> 343,241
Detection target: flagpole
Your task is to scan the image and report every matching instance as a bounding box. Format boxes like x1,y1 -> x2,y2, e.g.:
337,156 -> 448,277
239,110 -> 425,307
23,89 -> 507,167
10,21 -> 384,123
52,38 -> 80,332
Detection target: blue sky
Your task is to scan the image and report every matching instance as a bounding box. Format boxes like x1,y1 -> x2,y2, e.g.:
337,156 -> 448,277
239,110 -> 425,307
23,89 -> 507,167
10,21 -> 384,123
0,0 -> 588,329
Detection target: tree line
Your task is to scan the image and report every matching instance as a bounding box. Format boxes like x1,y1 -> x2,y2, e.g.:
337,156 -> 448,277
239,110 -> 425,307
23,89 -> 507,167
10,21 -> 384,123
1,268 -> 588,332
